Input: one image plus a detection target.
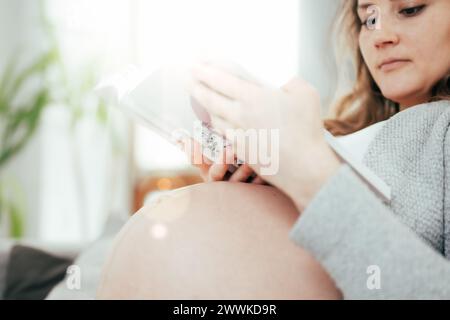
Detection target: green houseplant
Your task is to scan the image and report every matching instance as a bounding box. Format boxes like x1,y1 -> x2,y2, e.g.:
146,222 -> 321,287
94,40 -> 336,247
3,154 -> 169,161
0,48 -> 58,238
0,0 -> 109,239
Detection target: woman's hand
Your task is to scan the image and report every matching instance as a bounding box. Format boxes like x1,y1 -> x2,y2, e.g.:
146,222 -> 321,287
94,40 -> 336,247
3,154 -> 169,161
179,137 -> 267,184
188,62 -> 342,211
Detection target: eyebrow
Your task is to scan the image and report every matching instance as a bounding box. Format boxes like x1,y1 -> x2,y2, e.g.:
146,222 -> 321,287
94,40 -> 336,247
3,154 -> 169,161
357,0 -> 400,11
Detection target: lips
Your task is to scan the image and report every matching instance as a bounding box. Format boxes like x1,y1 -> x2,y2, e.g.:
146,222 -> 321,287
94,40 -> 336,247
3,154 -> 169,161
378,58 -> 411,72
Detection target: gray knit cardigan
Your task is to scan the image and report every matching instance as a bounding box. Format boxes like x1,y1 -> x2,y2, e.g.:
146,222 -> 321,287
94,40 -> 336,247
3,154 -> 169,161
289,100 -> 450,299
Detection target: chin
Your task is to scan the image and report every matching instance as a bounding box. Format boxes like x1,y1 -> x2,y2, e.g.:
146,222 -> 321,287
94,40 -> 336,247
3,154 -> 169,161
378,78 -> 424,106
375,68 -> 428,106
380,88 -> 414,103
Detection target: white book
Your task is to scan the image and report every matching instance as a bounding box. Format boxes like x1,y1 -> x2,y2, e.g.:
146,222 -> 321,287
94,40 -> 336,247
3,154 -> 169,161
96,62 -> 391,203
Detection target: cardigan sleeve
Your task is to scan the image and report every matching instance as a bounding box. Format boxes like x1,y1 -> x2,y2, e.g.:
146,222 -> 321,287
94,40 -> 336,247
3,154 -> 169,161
444,125 -> 450,258
288,164 -> 450,299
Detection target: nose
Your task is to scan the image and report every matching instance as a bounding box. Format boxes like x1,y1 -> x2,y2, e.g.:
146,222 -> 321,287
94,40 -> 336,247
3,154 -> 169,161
373,23 -> 400,49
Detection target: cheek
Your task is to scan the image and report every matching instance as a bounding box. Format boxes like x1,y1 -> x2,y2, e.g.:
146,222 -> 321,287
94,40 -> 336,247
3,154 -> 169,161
431,22 -> 450,75
359,33 -> 376,73
412,7 -> 450,76
358,33 -> 367,59
407,21 -> 450,87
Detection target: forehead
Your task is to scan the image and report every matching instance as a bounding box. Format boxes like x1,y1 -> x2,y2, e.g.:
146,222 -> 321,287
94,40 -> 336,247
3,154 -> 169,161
356,0 -> 382,17
357,0 -> 402,10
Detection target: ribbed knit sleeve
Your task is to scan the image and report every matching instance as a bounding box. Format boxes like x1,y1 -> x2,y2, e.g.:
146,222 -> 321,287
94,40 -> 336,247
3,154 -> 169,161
289,164 -> 450,299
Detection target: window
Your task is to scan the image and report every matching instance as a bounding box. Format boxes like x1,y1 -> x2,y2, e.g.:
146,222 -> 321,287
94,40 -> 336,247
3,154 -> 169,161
133,0 -> 299,172
19,0 -> 300,243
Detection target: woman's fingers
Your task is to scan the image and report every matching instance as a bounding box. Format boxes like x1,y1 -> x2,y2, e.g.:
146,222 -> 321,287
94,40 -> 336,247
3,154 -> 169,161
210,115 -> 236,137
208,163 -> 230,182
189,80 -> 242,126
208,144 -> 236,182
179,135 -> 240,183
179,138 -> 212,182
251,175 -> 266,185
191,63 -> 258,101
228,164 -> 255,183
180,135 -> 264,185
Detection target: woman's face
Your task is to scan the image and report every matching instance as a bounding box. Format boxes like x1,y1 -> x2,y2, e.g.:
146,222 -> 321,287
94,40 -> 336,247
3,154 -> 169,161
357,0 -> 450,109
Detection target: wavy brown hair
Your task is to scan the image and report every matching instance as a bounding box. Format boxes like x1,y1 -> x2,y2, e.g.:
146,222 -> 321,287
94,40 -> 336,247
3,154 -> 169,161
324,0 -> 450,136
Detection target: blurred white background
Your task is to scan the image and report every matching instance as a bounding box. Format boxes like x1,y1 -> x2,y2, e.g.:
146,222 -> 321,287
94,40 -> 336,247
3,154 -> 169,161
0,0 -> 339,245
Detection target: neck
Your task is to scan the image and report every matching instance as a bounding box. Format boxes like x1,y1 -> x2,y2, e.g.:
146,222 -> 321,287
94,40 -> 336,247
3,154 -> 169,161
399,93 -> 432,111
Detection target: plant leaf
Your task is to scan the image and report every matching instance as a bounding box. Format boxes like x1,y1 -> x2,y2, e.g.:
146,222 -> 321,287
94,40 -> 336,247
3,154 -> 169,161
8,201 -> 24,239
0,89 -> 48,167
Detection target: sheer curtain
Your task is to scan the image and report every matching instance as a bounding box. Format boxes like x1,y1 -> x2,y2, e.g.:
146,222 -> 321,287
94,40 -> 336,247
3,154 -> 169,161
34,0 -> 135,244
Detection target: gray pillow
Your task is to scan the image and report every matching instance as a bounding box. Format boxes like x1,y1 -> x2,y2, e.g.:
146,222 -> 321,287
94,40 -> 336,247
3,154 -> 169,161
4,245 -> 73,300
0,241 -> 14,299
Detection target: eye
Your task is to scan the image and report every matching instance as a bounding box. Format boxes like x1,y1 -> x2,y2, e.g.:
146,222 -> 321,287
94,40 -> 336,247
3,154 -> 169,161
361,4 -> 426,30
399,5 -> 426,17
361,16 -> 378,30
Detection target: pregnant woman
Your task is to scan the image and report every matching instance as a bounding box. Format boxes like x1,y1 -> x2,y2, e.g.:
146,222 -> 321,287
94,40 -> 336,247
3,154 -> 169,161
97,0 -> 450,299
